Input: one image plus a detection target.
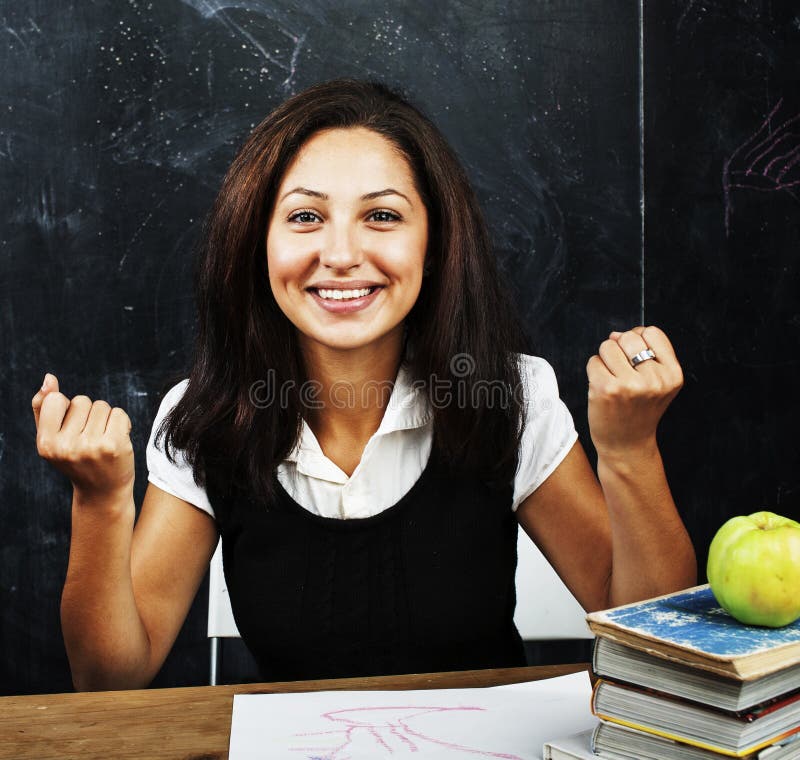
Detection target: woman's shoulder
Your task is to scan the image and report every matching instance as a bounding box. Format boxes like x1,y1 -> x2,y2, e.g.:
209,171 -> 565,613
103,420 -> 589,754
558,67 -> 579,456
511,353 -> 577,510
512,353 -> 561,398
514,352 -> 556,372
146,378 -> 217,518
151,378 -> 190,421
159,377 -> 190,405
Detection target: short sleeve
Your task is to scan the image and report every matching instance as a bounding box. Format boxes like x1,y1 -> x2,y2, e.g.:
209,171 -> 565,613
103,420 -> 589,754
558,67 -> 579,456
145,379 -> 215,519
512,354 -> 579,511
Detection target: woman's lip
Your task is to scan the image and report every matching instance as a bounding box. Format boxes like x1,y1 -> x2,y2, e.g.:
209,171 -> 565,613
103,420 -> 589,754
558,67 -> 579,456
307,287 -> 383,314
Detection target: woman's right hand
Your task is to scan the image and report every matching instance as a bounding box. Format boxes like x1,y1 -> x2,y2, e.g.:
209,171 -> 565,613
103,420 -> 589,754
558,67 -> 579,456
32,373 -> 135,503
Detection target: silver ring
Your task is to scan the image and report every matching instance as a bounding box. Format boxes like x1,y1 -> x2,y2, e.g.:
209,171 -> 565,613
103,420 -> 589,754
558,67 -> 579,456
631,348 -> 656,367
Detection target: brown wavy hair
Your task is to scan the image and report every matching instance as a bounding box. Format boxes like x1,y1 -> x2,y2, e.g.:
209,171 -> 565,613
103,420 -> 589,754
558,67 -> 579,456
155,78 -> 531,512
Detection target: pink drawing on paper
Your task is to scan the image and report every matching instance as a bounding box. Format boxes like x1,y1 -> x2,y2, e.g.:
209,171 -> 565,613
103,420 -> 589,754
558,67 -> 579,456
289,705 -> 525,759
722,98 -> 800,235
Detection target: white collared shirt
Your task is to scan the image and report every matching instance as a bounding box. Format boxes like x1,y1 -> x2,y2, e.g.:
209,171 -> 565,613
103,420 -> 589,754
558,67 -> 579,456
145,354 -> 578,519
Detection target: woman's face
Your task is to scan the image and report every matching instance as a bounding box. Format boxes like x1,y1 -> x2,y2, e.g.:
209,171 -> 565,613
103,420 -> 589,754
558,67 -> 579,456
267,126 -> 429,356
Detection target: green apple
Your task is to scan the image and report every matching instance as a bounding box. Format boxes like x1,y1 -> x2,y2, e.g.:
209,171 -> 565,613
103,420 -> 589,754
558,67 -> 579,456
707,511 -> 800,627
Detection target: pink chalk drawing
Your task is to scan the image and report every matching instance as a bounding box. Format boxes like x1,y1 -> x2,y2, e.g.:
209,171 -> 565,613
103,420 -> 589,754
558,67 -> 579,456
289,705 -> 526,759
722,98 -> 800,235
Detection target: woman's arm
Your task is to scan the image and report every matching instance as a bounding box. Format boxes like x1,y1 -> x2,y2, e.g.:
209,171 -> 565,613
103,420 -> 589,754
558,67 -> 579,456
60,483 -> 218,690
34,374 -> 218,690
515,326 -> 696,612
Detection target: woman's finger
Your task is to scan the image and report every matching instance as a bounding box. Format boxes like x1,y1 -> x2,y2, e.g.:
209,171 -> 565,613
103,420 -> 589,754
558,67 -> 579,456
106,407 -> 133,439
61,396 -> 93,436
36,392 -> 71,456
635,325 -> 679,363
82,400 -> 114,438
31,373 -> 59,431
586,353 -> 613,387
598,336 -> 646,378
614,330 -> 660,374
615,325 -> 678,362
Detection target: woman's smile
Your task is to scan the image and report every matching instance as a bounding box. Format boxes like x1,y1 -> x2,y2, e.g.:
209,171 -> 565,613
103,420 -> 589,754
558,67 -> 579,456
307,284 -> 384,313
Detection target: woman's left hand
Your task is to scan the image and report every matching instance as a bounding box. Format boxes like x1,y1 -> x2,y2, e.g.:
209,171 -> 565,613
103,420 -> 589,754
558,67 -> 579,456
586,325 -> 683,459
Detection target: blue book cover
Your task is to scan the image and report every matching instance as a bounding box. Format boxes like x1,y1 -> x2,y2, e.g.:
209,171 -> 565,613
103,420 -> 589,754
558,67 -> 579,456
586,585 -> 800,680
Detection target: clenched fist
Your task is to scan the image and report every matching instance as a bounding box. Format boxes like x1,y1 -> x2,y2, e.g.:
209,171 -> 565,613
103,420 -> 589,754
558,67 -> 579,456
32,374 -> 135,503
586,326 -> 683,458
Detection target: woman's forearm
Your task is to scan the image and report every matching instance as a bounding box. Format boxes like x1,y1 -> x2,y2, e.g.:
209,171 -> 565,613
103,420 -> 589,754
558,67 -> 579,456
597,439 -> 697,607
60,490 -> 153,691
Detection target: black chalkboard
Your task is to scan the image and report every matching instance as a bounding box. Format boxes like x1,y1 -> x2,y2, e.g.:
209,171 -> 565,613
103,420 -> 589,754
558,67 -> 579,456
644,1 -> 800,573
0,0 -> 701,696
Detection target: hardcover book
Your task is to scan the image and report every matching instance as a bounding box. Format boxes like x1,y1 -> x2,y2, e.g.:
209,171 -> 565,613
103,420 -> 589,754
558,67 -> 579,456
593,636 -> 800,712
542,727 -> 596,759
590,679 -> 800,757
586,585 -> 800,681
591,720 -> 800,760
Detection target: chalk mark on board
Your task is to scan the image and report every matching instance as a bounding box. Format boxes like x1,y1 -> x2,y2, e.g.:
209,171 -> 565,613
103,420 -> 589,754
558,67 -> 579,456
3,24 -> 28,50
677,0 -> 699,31
283,31 -> 307,93
722,98 -> 800,235
289,705 -> 525,759
177,0 -> 307,92
2,16 -> 42,51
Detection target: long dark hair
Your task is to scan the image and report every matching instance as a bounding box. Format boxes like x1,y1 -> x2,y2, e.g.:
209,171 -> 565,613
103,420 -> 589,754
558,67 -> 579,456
155,78 -> 531,511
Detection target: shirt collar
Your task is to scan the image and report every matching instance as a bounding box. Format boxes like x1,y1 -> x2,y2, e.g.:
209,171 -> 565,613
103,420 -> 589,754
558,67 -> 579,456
285,360 -> 431,466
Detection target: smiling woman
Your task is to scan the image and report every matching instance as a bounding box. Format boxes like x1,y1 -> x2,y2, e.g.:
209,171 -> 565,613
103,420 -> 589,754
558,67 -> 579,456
33,79 -> 696,690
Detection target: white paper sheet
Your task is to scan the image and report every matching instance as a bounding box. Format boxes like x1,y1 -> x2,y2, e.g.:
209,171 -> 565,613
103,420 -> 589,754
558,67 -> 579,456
228,671 -> 597,760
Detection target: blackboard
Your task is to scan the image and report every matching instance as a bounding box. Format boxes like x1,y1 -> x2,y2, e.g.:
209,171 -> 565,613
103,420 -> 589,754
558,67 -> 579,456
6,0 -> 791,696
644,0 -> 800,572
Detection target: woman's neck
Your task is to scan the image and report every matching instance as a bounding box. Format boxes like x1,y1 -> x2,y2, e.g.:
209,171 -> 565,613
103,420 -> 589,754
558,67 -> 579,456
300,327 -> 407,448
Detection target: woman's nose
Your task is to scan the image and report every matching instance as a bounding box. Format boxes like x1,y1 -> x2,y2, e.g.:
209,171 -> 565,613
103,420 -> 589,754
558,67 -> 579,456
319,222 -> 363,270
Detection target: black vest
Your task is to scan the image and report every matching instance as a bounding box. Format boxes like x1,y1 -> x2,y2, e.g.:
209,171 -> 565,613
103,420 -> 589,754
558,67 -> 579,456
209,445 -> 525,682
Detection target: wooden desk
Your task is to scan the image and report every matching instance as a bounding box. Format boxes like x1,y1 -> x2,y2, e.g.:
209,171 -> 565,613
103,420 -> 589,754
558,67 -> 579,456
0,663 -> 587,759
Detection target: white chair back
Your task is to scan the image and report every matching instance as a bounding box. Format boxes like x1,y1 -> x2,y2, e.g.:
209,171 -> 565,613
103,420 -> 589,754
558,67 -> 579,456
513,530 -> 593,640
207,540 -> 239,639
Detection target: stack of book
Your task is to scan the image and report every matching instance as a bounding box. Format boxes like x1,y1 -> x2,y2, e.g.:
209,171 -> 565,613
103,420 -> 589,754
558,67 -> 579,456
583,585 -> 800,759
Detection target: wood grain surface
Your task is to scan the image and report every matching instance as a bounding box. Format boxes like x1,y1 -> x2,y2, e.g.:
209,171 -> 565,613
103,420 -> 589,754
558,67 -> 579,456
0,663 -> 589,759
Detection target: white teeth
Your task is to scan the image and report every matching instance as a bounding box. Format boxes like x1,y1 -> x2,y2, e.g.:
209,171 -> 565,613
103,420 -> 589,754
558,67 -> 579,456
317,287 -> 374,300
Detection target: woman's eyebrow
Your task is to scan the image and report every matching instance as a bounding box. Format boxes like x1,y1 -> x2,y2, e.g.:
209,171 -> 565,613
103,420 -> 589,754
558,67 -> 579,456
280,187 -> 328,203
279,187 -> 412,205
361,188 -> 412,205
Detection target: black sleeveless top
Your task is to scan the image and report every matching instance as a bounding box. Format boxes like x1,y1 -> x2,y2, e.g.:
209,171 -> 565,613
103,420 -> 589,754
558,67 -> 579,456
208,444 -> 526,682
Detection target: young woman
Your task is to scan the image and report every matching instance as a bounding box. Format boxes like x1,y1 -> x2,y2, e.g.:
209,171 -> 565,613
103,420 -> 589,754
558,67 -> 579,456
32,79 -> 696,691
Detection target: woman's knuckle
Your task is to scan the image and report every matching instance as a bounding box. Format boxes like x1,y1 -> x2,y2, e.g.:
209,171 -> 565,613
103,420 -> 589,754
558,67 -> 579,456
73,436 -> 92,454
53,440 -> 75,461
37,436 -> 52,458
41,392 -> 64,409
98,440 -> 119,457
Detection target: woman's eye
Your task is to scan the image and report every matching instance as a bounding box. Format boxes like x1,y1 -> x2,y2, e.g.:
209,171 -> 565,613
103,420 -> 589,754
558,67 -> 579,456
287,210 -> 321,224
368,209 -> 401,223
